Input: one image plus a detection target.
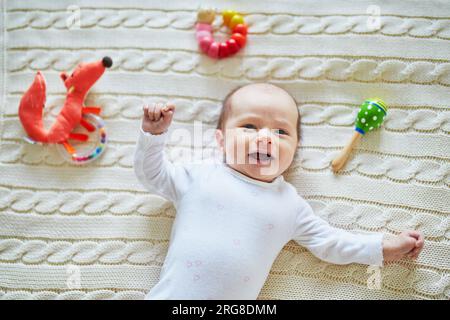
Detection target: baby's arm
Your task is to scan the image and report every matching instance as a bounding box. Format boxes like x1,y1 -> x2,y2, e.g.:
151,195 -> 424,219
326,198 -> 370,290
293,199 -> 424,266
134,103 -> 192,203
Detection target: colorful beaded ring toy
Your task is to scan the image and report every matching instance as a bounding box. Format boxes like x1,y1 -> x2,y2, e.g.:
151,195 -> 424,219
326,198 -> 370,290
58,113 -> 107,164
195,9 -> 248,59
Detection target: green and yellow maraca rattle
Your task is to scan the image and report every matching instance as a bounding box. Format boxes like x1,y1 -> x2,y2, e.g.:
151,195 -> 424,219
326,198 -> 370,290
331,98 -> 388,172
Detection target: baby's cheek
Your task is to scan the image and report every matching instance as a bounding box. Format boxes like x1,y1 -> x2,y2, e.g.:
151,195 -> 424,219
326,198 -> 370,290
225,133 -> 251,155
279,144 -> 296,168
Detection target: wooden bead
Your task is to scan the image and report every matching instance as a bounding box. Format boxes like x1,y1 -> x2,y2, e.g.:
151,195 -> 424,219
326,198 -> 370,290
199,37 -> 213,53
226,39 -> 239,55
231,33 -> 246,48
197,9 -> 215,24
229,14 -> 244,30
207,42 -> 220,58
196,23 -> 213,32
232,24 -> 248,36
219,42 -> 230,58
222,10 -> 237,27
196,30 -> 212,41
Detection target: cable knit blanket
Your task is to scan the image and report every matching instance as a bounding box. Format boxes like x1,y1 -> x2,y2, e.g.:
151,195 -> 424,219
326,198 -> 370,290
0,0 -> 449,300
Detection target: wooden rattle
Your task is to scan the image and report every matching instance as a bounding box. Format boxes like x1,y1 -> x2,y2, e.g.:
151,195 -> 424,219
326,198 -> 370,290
331,98 -> 388,173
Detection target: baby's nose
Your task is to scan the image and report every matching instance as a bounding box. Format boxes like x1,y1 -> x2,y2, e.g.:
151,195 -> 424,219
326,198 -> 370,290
255,129 -> 273,144
256,135 -> 272,145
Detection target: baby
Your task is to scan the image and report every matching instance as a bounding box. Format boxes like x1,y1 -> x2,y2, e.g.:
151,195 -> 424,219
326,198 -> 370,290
134,83 -> 424,300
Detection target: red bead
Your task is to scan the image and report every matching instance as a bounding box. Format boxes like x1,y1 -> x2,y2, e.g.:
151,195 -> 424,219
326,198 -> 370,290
226,39 -> 239,55
219,42 -> 230,58
207,42 -> 220,58
232,24 -> 248,36
231,33 -> 246,48
199,37 -> 213,53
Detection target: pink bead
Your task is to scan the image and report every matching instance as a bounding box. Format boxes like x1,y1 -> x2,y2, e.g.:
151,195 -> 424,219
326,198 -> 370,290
196,23 -> 213,32
196,30 -> 212,41
207,42 -> 220,58
199,37 -> 213,53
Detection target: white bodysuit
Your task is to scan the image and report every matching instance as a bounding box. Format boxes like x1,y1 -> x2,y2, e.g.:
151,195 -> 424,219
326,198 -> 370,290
134,129 -> 384,300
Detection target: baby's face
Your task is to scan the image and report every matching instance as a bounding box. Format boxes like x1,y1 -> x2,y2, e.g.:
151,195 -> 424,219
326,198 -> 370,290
216,84 -> 299,182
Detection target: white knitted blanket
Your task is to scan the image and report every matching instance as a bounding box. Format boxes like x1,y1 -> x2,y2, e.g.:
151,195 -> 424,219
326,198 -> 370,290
0,0 -> 449,300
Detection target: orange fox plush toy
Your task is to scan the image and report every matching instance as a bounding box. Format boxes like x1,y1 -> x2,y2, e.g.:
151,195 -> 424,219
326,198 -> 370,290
18,56 -> 112,160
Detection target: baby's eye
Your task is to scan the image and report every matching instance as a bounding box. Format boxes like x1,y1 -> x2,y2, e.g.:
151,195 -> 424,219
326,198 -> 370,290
242,124 -> 257,130
274,129 -> 288,135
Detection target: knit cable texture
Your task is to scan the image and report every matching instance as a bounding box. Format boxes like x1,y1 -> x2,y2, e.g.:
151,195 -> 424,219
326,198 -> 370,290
0,0 -> 449,300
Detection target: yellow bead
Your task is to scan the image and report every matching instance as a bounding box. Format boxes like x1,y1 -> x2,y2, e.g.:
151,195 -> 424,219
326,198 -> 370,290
222,10 -> 237,27
229,14 -> 245,30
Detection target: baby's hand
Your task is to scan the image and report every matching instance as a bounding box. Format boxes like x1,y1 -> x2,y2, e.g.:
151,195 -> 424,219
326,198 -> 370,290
142,103 -> 175,135
382,230 -> 424,263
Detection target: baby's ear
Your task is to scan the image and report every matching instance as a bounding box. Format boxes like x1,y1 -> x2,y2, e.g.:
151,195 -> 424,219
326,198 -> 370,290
215,129 -> 225,151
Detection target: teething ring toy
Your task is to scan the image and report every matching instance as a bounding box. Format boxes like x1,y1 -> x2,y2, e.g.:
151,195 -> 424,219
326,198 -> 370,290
196,9 -> 248,59
57,113 -> 107,164
23,113 -> 107,165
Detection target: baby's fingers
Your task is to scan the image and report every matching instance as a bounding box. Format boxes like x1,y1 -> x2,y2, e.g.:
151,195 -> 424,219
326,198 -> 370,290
143,105 -> 150,119
405,230 -> 422,241
415,233 -> 424,248
153,103 -> 164,122
413,237 -> 424,258
143,104 -> 156,121
408,247 -> 421,260
162,103 -> 176,113
161,103 -> 175,125
407,243 -> 424,260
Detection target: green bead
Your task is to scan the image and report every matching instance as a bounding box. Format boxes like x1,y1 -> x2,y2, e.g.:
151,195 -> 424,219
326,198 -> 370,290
354,98 -> 388,134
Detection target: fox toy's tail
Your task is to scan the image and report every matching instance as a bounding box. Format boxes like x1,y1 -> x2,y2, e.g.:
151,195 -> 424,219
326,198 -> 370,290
18,71 -> 48,143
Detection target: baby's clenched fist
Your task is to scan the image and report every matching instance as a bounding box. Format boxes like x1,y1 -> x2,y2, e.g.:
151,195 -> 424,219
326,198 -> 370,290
142,103 -> 175,135
382,230 -> 424,263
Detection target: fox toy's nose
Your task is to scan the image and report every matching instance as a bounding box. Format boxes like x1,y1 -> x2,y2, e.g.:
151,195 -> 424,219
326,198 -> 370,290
102,56 -> 113,68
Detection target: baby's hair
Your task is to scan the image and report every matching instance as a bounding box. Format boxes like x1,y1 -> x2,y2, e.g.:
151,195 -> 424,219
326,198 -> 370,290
217,83 -> 301,141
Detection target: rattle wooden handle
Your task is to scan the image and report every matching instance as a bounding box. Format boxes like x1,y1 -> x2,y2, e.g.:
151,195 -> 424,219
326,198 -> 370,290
331,131 -> 362,173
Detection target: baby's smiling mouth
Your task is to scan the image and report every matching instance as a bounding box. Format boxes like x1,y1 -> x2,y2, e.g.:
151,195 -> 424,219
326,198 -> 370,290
248,151 -> 273,164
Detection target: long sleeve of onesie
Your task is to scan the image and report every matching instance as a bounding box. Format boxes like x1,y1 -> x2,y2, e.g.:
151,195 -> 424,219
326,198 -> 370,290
134,126 -> 384,299
293,197 -> 384,266
133,128 -> 194,204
